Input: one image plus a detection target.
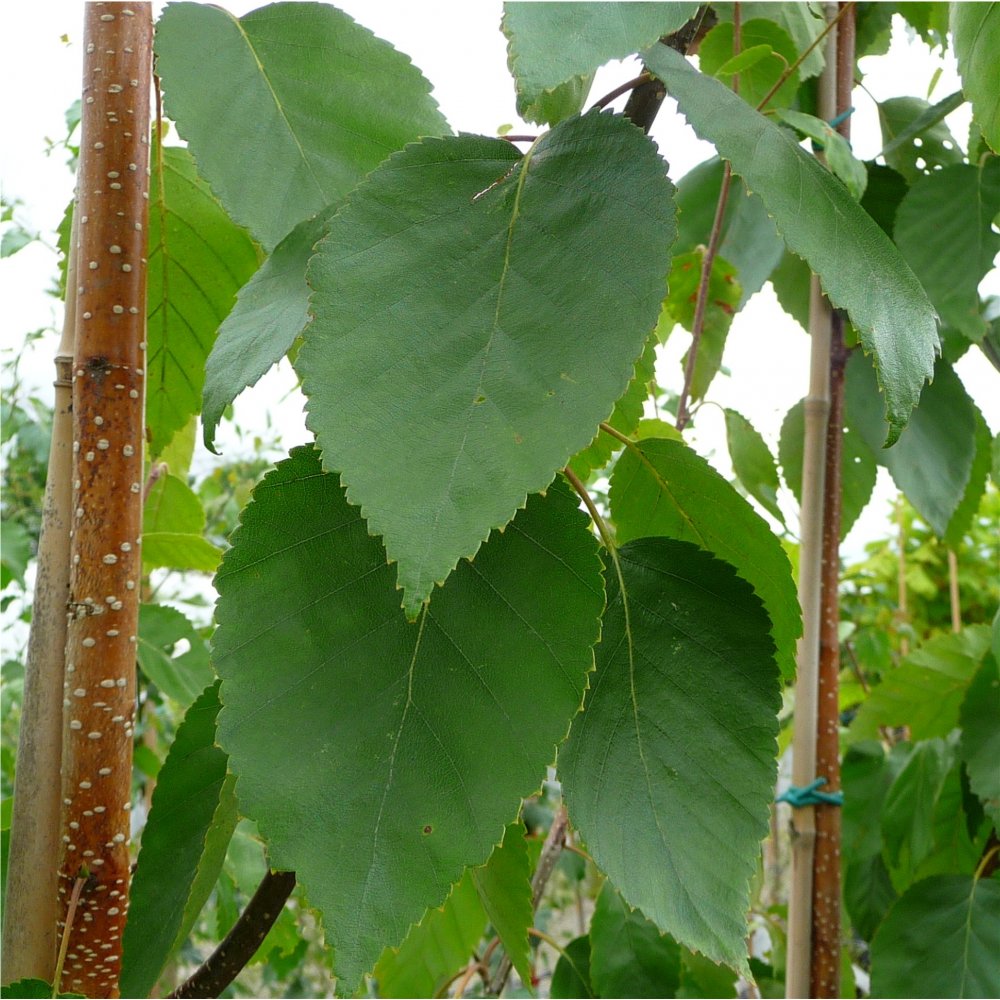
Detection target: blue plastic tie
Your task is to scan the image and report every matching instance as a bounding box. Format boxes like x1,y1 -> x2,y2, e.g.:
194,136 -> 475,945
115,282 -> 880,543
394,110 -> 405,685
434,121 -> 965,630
777,777 -> 844,808
828,106 -> 856,129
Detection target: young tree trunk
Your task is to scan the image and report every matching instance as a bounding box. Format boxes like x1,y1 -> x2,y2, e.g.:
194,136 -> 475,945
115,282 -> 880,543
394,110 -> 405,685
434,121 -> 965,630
1,219 -> 80,988
55,5 -> 152,997
811,11 -> 855,995
785,8 -> 838,996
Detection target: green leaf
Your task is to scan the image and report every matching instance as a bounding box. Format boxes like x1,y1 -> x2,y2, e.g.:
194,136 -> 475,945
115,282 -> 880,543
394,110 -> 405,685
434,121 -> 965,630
0,981 -> 84,999
878,96 -> 963,183
945,408 -> 995,546
645,44 -> 939,445
844,852 -> 899,943
121,683 -> 238,999
712,3 -> 826,79
502,2 -> 698,107
673,157 -> 783,305
845,354 -> 979,537
723,408 -> 785,525
0,521 -> 31,589
860,163 -> 909,238
848,626 -> 991,743
609,437 -> 800,680
201,204 -> 339,451
659,251 -> 741,402
299,111 -> 675,616
953,3 -> 1000,153
897,2 -> 950,49
373,871 -> 487,999
842,742 -> 913,863
147,146 -> 260,457
517,73 -> 594,128
960,652 -> 1000,825
561,538 -> 780,972
551,935 -> 595,999
137,604 -> 215,706
154,2 -> 448,250
894,159 -> 1000,341
0,226 -> 33,258
877,90 -> 966,162
677,948 -> 738,998
773,110 -> 867,200
471,822 -> 534,988
768,249 -> 812,329
213,447 -> 604,989
141,532 -> 222,574
699,19 -> 800,110
590,882 -> 682,998
144,472 -> 205,535
778,397 -> 877,539
870,875 -> 1000,998
569,335 -> 656,481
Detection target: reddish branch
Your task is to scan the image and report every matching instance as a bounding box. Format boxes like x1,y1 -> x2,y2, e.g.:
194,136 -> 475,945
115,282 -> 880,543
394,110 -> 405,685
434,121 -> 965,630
810,7 -> 856,997
55,4 -> 152,997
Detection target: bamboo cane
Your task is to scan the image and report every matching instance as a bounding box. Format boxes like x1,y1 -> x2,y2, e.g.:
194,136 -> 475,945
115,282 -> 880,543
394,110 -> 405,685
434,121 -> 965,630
785,9 -> 838,996
54,5 -> 152,997
0,215 -> 80,989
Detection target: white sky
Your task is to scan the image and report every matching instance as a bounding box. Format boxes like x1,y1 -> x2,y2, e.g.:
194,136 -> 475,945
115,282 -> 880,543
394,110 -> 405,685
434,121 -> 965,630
1,2 -> 997,562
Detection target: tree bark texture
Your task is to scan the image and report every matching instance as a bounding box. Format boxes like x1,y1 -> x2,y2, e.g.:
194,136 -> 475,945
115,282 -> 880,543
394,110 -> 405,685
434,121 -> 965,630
56,5 -> 152,997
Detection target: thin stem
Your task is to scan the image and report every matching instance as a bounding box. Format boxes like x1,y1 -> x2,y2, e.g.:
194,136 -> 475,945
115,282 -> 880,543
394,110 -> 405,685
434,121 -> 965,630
974,840 -> 1000,882
501,134 -> 539,144
676,3 -> 740,431
590,73 -> 651,111
52,877 -> 87,999
674,163 -> 733,431
598,421 -> 634,449
755,2 -> 854,112
168,870 -> 296,999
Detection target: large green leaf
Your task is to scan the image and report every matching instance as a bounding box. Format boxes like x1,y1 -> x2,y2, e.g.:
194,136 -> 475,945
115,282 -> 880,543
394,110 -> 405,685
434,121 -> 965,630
845,354 -> 978,537
137,603 -> 214,706
894,160 -> 1000,341
953,3 -> 1000,154
609,438 -> 800,680
154,2 -> 448,251
147,146 -> 259,457
551,935 -> 595,999
299,111 -> 676,617
502,3 -> 698,108
673,157 -> 783,305
645,45 -> 940,445
471,822 -> 534,988
778,396 -> 878,540
561,538 -> 780,972
589,883 -> 682,998
960,652 -> 1000,825
121,683 -> 238,999
945,408 -> 994,547
202,204 -> 338,451
870,875 -> 1000,998
723,408 -> 785,526
213,447 -> 603,989
373,870 -> 487,999
848,626 -> 991,743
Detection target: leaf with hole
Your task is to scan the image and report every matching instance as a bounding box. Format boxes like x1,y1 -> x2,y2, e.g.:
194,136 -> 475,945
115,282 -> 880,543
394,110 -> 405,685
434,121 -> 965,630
561,538 -> 780,972
154,2 -> 448,250
299,111 -> 676,616
645,44 -> 940,444
213,447 -> 603,989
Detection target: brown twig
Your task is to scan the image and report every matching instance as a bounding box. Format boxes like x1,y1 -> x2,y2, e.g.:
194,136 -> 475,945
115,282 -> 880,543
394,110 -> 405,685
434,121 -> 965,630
168,870 -> 296,998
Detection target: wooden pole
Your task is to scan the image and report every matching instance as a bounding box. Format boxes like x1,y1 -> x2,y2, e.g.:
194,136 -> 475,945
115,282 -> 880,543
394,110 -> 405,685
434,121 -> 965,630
55,5 -> 152,996
1,209 -> 80,991
785,8 -> 838,997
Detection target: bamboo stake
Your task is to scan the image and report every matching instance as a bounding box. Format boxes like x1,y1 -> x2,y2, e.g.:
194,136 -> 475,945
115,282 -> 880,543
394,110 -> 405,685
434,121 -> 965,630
947,549 -> 961,632
55,5 -> 152,997
0,216 -> 80,990
785,9 -> 838,996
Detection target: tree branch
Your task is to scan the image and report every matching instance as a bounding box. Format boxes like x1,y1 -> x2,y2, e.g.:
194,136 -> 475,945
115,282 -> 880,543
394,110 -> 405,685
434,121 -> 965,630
168,870 -> 296,999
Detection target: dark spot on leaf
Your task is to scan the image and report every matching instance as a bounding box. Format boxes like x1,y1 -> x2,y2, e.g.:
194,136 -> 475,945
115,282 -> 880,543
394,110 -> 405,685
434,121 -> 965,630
474,395 -> 486,404
422,824 -> 433,835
